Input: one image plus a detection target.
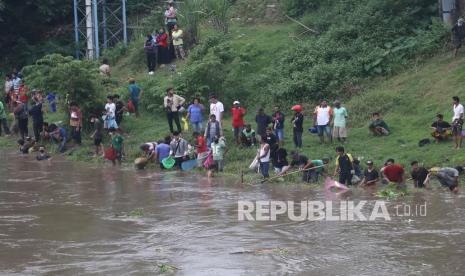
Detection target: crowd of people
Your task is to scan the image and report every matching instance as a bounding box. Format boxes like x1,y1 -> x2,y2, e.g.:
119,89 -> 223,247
0,7 -> 463,194
143,2 -> 185,75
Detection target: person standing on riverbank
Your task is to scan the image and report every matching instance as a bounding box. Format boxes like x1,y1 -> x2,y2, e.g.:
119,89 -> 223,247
0,99 -> 10,136
187,97 -> 204,133
69,102 -> 82,146
211,136 -> 227,173
104,95 -> 118,130
209,94 -> 224,124
13,101 -> 28,140
332,100 -> 348,143
90,114 -> 104,157
255,108 -> 272,138
258,136 -> 271,178
164,88 -> 185,134
231,101 -> 246,145
28,96 -> 43,142
204,114 -> 223,147
109,127 -> 124,165
128,78 -> 141,117
314,100 -> 333,144
156,28 -> 171,66
272,106 -> 285,146
291,105 -> 304,148
172,25 -> 186,60
144,33 -> 157,75
451,96 -> 463,149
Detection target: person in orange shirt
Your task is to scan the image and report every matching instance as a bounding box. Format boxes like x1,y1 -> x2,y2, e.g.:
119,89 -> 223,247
231,101 -> 246,145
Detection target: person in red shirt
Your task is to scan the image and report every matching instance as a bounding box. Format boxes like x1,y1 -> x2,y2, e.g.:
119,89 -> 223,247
382,158 -> 405,186
231,100 -> 246,145
18,83 -> 29,104
193,131 -> 207,155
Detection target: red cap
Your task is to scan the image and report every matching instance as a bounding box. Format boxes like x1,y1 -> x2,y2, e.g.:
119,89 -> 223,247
291,105 -> 302,112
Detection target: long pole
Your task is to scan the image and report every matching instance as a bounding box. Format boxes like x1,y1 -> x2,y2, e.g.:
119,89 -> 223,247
122,0 -> 128,45
85,0 -> 94,59
73,0 -> 80,59
93,0 -> 100,59
102,0 -> 108,49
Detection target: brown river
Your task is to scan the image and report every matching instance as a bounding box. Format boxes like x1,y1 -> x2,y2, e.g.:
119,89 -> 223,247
1,150 -> 464,275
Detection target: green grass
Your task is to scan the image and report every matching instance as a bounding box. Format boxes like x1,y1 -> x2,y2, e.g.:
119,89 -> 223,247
2,23 -> 465,186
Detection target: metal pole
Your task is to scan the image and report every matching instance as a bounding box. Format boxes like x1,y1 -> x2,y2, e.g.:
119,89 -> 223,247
102,0 -> 108,49
85,0 -> 94,59
122,0 -> 128,45
93,0 -> 100,59
73,0 -> 80,59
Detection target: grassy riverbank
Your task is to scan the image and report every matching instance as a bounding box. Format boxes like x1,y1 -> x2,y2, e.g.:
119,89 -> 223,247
1,22 -> 465,186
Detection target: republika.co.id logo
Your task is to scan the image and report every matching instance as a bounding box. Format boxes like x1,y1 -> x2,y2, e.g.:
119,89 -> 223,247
237,200 -> 427,221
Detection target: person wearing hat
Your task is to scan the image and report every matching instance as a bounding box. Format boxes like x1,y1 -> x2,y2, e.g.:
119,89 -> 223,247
452,18 -> 465,57
361,160 -> 379,186
291,105 -> 304,148
332,100 -> 348,143
231,100 -> 246,145
425,166 -> 461,193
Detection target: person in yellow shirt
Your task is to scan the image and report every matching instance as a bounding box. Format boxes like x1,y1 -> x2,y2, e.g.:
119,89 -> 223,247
172,25 -> 186,60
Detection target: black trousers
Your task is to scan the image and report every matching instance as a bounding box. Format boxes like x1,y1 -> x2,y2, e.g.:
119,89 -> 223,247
18,118 -> 28,140
147,52 -> 157,72
32,121 -> 43,142
167,111 -> 181,133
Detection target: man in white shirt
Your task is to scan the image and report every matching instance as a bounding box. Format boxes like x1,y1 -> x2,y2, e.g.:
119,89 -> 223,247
209,94 -> 224,124
313,100 -> 333,144
452,96 -> 464,149
164,88 -> 185,133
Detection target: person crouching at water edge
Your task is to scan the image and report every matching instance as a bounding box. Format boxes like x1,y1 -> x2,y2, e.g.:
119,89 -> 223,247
424,167 -> 462,193
381,159 -> 405,187
169,131 -> 190,169
207,136 -> 227,178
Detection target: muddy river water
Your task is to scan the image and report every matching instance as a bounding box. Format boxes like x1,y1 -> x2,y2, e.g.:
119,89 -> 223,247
0,150 -> 464,275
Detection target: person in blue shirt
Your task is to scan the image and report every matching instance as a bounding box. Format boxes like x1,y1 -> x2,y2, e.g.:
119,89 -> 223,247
187,97 -> 204,133
128,78 -> 142,117
46,92 -> 56,113
155,136 -> 171,169
49,123 -> 67,153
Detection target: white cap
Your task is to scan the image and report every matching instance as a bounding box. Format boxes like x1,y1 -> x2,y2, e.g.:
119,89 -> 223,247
233,100 -> 240,105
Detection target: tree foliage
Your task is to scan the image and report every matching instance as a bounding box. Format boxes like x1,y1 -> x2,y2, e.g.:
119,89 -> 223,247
22,54 -> 104,118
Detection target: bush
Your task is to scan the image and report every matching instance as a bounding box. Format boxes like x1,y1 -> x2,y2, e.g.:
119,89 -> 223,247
22,54 -> 104,122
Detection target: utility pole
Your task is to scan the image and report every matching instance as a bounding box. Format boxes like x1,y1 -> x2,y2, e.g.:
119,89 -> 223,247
85,0 -> 95,59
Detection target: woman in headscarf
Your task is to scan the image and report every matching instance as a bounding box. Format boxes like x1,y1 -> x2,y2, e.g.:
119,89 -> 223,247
156,28 -> 171,66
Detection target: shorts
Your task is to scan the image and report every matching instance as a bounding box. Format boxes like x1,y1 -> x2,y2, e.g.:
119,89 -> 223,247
332,126 -> 347,138
452,119 -> 463,135
274,128 -> 284,141
317,125 -> 331,137
94,137 -> 102,146
209,160 -> 224,172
